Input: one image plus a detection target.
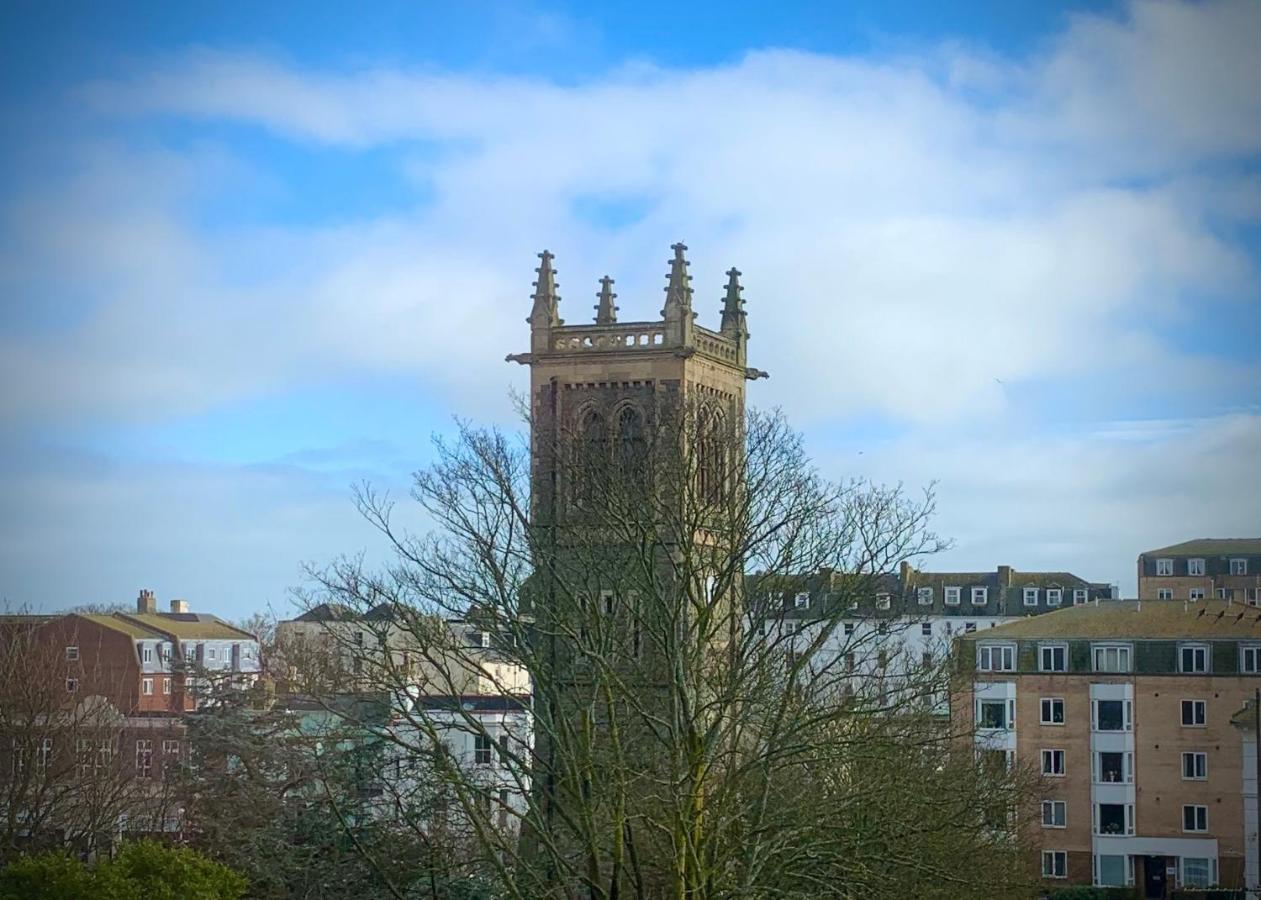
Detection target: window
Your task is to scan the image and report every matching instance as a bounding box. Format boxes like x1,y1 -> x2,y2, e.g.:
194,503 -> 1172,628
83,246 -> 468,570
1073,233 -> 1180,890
1232,558 -> 1248,576
1182,805 -> 1208,832
1041,698 -> 1065,725
65,678 -> 77,693
1243,645 -> 1261,673
1182,752 -> 1207,780
1188,558 -> 1205,576
1092,644 -> 1131,673
1189,588 -> 1205,600
1096,854 -> 1127,887
1039,644 -> 1067,673
1158,588 -> 1173,600
1042,800 -> 1066,828
207,647 -> 216,660
37,738 -> 52,771
964,621 -> 976,633
977,644 -> 1015,672
794,592 -> 810,610
921,622 -> 932,637
1216,588 -> 1229,600
142,645 -> 152,663
162,740 -> 180,763
135,740 -> 153,779
971,587 -> 988,606
875,593 -> 891,610
1041,749 -> 1066,776
978,700 -> 1009,730
1180,643 -> 1209,673
1097,802 -> 1131,835
921,651 -> 933,668
601,591 -> 616,615
1097,751 -> 1129,784
160,643 -> 172,661
1047,588 -> 1062,607
1042,851 -> 1067,879
1073,589 -> 1087,605
1181,699 -> 1206,727
65,645 -> 79,661
1156,558 -> 1173,576
1182,858 -> 1213,888
141,678 -> 153,696
844,652 -> 856,672
944,587 -> 961,606
1023,587 -> 1039,607
917,587 -> 933,605
162,677 -> 171,695
1094,699 -> 1129,731
498,734 -> 511,769
843,622 -> 855,636
474,734 -> 493,766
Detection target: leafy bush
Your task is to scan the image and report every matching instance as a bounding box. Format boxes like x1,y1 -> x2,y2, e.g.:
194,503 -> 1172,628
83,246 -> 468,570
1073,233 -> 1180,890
0,841 -> 245,900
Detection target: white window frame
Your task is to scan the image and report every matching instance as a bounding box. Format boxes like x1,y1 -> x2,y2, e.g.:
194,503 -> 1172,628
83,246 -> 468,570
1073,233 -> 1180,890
944,586 -> 961,606
1094,749 -> 1133,784
1242,644 -> 1261,674
474,733 -> 494,766
1179,643 -> 1209,674
1023,587 -> 1039,607
1158,588 -> 1173,600
141,677 -> 153,696
1092,698 -> 1132,732
1216,587 -> 1229,600
1040,697 -> 1065,725
1095,801 -> 1135,836
1188,558 -> 1206,577
1095,853 -> 1132,888
1041,748 -> 1066,776
964,621 -> 976,633
1042,800 -> 1067,828
1231,558 -> 1248,576
142,645 -> 153,663
977,699 -> 1012,731
1047,588 -> 1062,607
1039,643 -> 1067,673
793,592 -> 810,610
977,643 -> 1016,673
1181,699 -> 1207,727
1182,804 -> 1208,833
917,586 -> 933,606
1181,751 -> 1207,780
875,593 -> 891,611
971,586 -> 988,606
1180,857 -> 1215,888
1092,644 -> 1132,673
1189,588 -> 1205,600
1042,850 -> 1067,879
1073,589 -> 1088,605
1156,558 -> 1173,576
65,645 -> 79,661
65,677 -> 78,693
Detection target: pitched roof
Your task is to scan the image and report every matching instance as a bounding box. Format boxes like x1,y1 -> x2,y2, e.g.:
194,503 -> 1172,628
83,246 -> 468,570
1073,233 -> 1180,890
1140,538 -> 1261,558
75,614 -> 170,639
115,612 -> 255,641
292,602 -> 357,622
962,599 -> 1261,641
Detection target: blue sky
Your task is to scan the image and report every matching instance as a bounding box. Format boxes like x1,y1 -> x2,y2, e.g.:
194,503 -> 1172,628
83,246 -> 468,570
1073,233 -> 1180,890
1,0 -> 1258,619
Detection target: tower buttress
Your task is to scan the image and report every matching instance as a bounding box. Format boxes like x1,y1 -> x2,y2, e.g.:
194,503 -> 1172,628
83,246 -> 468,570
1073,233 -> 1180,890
720,267 -> 748,367
529,250 -> 562,354
594,276 -> 618,324
660,242 -> 695,348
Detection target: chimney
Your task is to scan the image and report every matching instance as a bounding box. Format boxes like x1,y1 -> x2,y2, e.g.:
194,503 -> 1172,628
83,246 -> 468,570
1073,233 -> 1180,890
997,565 -> 1013,589
899,560 -> 912,584
137,589 -> 157,614
170,598 -> 189,614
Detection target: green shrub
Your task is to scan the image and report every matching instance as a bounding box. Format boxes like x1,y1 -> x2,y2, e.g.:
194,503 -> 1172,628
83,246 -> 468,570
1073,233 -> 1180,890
0,841 -> 245,900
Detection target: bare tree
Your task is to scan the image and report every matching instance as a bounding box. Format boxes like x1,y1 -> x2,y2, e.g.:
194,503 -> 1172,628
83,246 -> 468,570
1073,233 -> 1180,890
300,403 -> 1040,898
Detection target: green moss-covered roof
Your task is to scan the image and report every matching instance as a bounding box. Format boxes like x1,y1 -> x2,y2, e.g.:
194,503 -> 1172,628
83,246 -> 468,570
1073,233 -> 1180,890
1140,538 -> 1261,558
962,599 -> 1261,641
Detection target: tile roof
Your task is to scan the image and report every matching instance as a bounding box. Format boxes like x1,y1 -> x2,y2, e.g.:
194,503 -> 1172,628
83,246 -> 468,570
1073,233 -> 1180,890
1140,538 -> 1261,557
962,599 -> 1261,640
76,614 -> 169,639
115,613 -> 255,641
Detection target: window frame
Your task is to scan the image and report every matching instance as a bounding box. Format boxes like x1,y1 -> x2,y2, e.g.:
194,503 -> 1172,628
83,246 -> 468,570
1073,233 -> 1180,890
977,643 -> 1016,673
1039,643 -> 1068,673
1023,587 -> 1039,607
1182,804 -> 1208,833
1047,588 -> 1063,607
944,586 -> 961,606
1092,643 -> 1132,673
977,699 -> 1011,731
1181,751 -> 1208,780
1189,587 -> 1205,601
1242,644 -> 1261,674
971,586 -> 989,607
1041,748 -> 1066,777
920,622 -> 932,637
1042,850 -> 1068,879
917,586 -> 933,606
1041,799 -> 1067,829
474,733 -> 494,766
1180,699 -> 1207,727
141,677 -> 153,696
1073,589 -> 1088,605
793,592 -> 810,610
875,592 -> 891,611
65,677 -> 78,693
1158,588 -> 1173,600
1040,697 -> 1065,726
1231,558 -> 1248,576
1188,558 -> 1206,577
1156,558 -> 1173,576
65,645 -> 79,661
1179,643 -> 1210,674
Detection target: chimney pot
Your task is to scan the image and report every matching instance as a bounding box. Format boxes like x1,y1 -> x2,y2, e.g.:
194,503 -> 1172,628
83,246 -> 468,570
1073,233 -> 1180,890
137,589 -> 157,614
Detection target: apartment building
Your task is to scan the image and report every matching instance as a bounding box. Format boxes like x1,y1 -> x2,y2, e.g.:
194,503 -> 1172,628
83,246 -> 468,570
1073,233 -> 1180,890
1138,539 -> 1261,604
961,599 -> 1261,896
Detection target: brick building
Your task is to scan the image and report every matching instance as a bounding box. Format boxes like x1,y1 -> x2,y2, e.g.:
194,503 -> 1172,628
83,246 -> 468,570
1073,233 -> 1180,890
1138,539 -> 1261,604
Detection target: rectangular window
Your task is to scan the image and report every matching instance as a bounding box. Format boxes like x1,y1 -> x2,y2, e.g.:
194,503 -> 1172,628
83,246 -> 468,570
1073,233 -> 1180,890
1042,851 -> 1067,879
162,739 -> 180,758
65,645 -> 79,661
1188,558 -> 1205,576
1039,644 -> 1067,673
1047,588 -> 1062,607
1023,587 -> 1039,607
1182,858 -> 1212,888
37,738 -> 53,770
498,734 -> 511,769
141,678 -> 153,696
971,587 -> 988,606
1182,752 -> 1207,780
977,644 -> 1015,672
135,739 -> 153,779
1097,802 -> 1131,835
1042,800 -> 1066,828
1073,589 -> 1087,605
875,593 -> 891,610
160,643 -> 172,661
1097,751 -> 1129,784
1097,854 -> 1127,887
1232,559 -> 1248,576
1041,749 -> 1066,776
917,587 -> 933,605
921,651 -> 933,668
843,622 -> 855,636
1094,699 -> 1129,731
978,700 -> 1009,730
964,621 -> 976,633
142,645 -> 152,663
1182,804 -> 1208,832
793,592 -> 809,610
1243,645 -> 1261,673
475,734 -> 493,766
1180,644 -> 1209,673
1158,588 -> 1173,600
844,652 -> 856,672
921,622 -> 931,637
206,646 -> 216,660
1040,698 -> 1065,725
1189,588 -> 1205,600
65,677 -> 77,693
944,586 -> 961,606
1181,699 -> 1207,727
1156,558 -> 1173,576
1092,644 -> 1131,673
162,677 -> 171,695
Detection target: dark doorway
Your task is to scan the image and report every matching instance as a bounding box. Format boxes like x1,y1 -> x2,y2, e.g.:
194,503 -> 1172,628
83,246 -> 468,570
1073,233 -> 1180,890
1144,855 -> 1167,899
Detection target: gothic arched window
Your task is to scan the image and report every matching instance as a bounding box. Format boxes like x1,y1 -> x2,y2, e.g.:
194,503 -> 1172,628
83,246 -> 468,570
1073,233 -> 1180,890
697,406 -> 725,504
574,409 -> 606,510
617,406 -> 645,468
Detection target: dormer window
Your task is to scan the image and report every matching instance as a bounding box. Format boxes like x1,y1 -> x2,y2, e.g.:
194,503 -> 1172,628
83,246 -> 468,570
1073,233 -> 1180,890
1188,558 -> 1206,576
875,593 -> 891,611
1023,588 -> 1039,607
1047,588 -> 1062,607
917,587 -> 933,605
141,645 -> 153,663
971,587 -> 988,606
1232,559 -> 1248,575
944,587 -> 961,606
793,593 -> 810,610
1073,589 -> 1087,605
1156,558 -> 1173,576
